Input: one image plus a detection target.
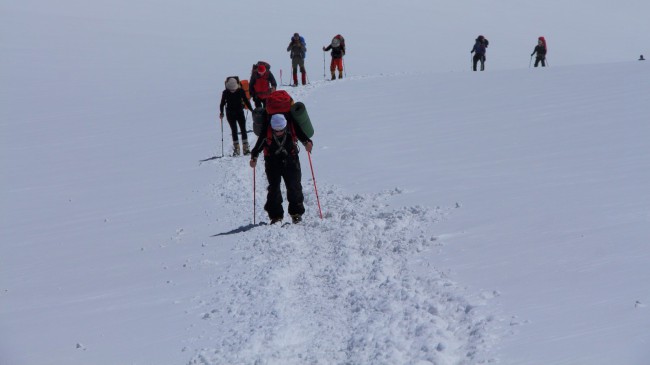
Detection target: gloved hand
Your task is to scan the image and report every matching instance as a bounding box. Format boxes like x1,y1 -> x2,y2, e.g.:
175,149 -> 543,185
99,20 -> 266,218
249,158 -> 257,168
219,113 -> 224,119
304,141 -> 313,153
322,46 -> 327,51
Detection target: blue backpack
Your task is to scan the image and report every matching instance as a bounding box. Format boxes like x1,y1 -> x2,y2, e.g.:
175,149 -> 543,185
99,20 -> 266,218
300,36 -> 306,57
290,35 -> 307,58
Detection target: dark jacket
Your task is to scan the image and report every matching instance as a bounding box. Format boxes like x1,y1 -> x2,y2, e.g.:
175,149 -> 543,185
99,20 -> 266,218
532,45 -> 547,58
287,39 -> 306,59
250,113 -> 311,160
471,37 -> 488,54
324,44 -> 345,59
471,41 -> 486,55
220,89 -> 253,114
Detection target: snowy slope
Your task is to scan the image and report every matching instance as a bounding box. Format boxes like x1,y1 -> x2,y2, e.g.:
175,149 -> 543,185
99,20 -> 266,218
194,163 -> 495,364
2,1 -> 650,365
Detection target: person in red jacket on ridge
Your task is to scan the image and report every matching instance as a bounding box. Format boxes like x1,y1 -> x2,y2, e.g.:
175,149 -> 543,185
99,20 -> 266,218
249,62 -> 277,108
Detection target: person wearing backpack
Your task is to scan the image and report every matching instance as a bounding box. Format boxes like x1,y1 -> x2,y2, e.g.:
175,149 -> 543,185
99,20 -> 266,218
531,37 -> 547,67
287,33 -> 307,86
220,77 -> 254,156
322,35 -> 345,80
249,62 -> 277,108
470,35 -> 489,71
249,113 -> 313,224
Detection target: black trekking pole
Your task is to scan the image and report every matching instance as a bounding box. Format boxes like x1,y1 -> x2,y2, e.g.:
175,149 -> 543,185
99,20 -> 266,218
219,115 -> 224,157
545,57 -> 550,67
323,51 -> 326,79
253,166 -> 256,224
343,57 -> 347,78
470,54 -> 473,71
529,55 -> 533,68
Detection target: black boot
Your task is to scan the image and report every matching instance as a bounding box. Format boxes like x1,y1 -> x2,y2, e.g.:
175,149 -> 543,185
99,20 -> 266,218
291,214 -> 302,224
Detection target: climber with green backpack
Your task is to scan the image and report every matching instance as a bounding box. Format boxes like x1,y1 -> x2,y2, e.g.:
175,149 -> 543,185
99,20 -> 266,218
249,90 -> 314,224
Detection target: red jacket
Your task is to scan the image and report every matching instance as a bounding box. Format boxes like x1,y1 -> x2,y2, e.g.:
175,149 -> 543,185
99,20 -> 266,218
250,71 -> 277,100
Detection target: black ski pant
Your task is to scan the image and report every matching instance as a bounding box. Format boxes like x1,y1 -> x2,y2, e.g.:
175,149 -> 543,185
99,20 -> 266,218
226,109 -> 248,143
473,54 -> 486,71
534,56 -> 546,67
264,155 -> 305,220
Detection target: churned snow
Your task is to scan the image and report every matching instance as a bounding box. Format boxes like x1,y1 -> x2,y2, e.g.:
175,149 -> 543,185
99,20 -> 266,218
2,1 -> 649,365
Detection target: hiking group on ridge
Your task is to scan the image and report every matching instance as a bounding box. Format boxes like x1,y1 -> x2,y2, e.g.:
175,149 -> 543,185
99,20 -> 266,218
470,35 -> 552,71
215,32 -> 346,224
217,32 -> 574,223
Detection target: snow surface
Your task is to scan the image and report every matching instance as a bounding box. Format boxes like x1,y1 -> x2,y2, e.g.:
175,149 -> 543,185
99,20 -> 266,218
2,1 -> 650,365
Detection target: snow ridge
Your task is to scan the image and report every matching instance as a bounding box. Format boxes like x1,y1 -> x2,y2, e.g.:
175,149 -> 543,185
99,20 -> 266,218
190,152 -> 498,364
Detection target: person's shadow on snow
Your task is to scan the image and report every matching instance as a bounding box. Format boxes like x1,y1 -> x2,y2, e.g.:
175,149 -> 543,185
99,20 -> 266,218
212,222 -> 267,236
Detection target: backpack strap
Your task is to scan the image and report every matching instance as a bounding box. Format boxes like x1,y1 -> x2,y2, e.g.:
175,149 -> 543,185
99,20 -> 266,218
263,117 -> 299,157
289,120 -> 297,144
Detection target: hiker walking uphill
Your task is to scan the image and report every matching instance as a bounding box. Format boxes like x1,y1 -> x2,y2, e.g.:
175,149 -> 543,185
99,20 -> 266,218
220,77 -> 254,156
249,62 -> 277,108
323,34 -> 346,80
287,33 -> 307,86
531,36 -> 547,67
470,35 -> 489,71
249,98 -> 314,225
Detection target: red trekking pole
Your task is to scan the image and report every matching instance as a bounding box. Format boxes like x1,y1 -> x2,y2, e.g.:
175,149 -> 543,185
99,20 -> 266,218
307,151 -> 323,219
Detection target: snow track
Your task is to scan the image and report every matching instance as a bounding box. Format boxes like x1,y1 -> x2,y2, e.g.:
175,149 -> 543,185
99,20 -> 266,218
190,151 -> 498,364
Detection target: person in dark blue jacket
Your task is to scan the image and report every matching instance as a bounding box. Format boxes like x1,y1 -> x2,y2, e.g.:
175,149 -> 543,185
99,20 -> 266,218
470,35 -> 488,71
